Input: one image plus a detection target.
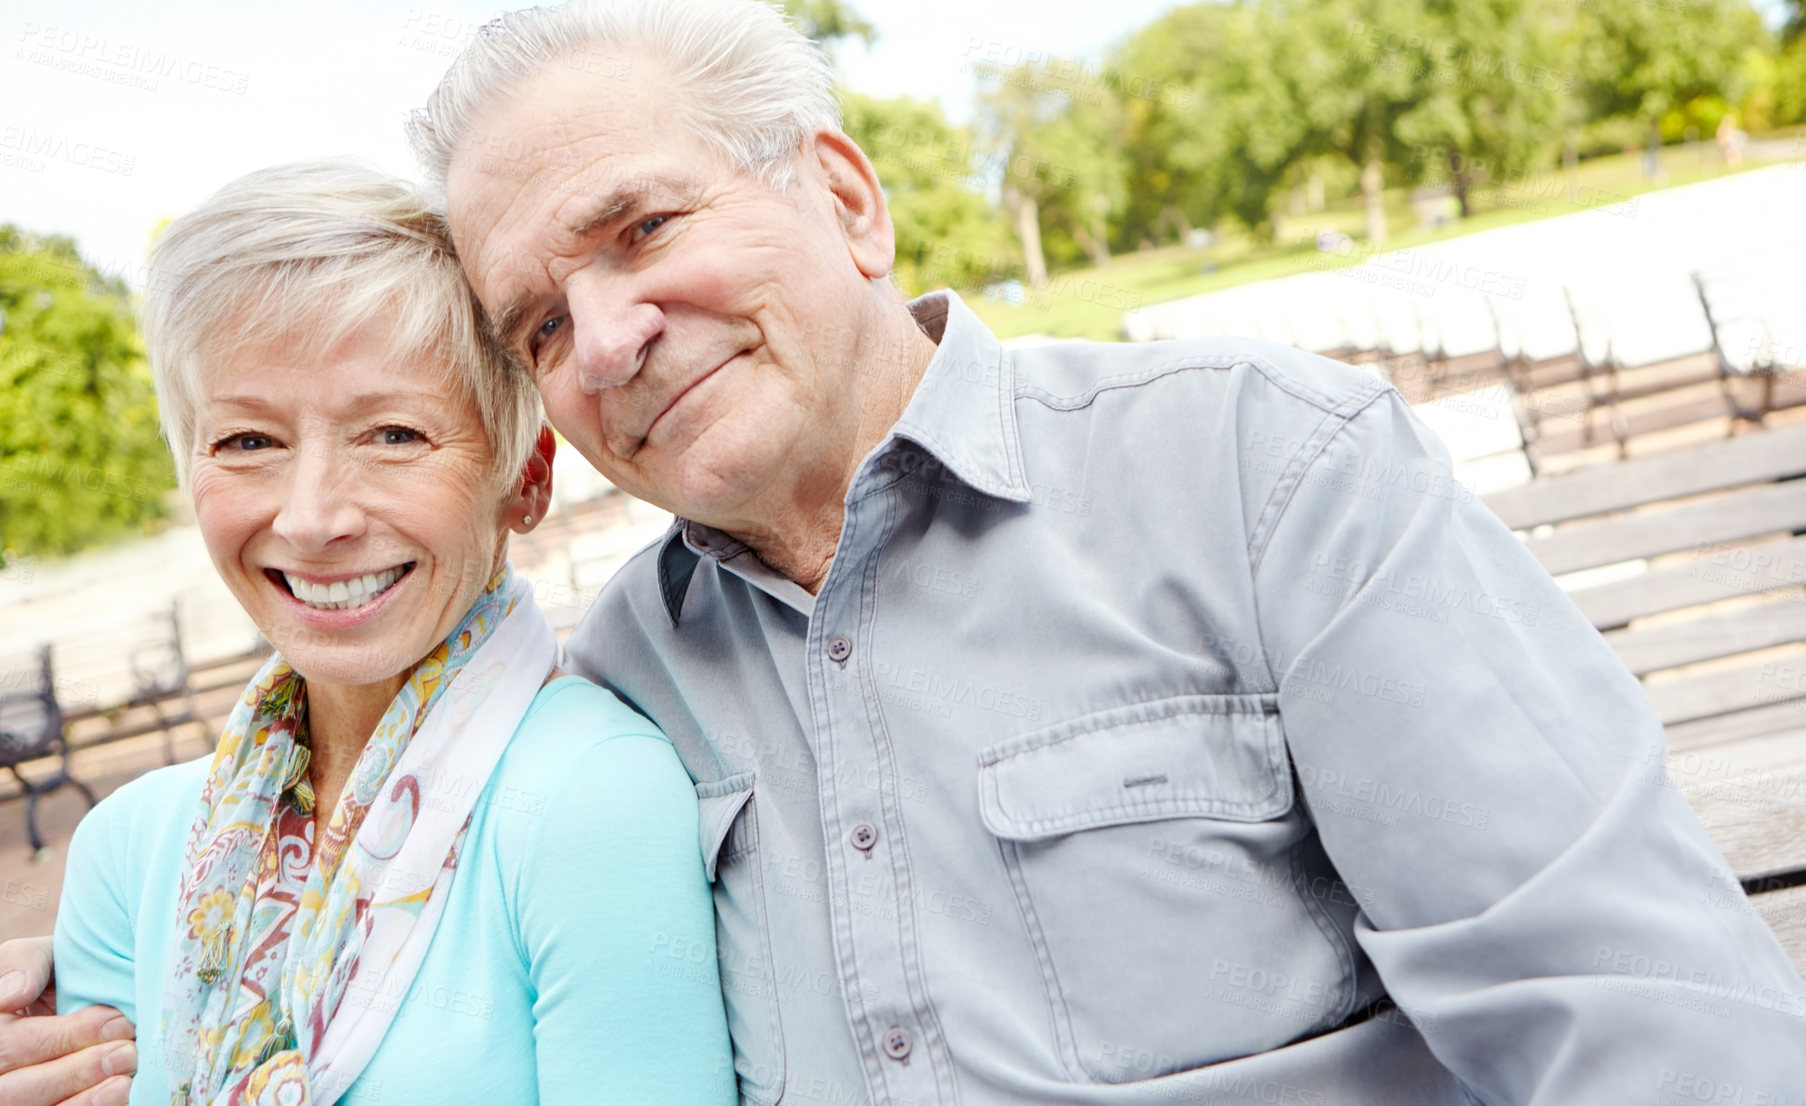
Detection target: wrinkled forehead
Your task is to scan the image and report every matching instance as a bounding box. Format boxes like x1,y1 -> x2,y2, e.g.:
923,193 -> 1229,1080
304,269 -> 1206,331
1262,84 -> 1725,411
442,60 -> 696,291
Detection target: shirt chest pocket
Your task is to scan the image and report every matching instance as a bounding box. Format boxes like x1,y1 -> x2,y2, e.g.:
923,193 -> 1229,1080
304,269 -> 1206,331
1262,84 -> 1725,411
977,694 -> 1356,1084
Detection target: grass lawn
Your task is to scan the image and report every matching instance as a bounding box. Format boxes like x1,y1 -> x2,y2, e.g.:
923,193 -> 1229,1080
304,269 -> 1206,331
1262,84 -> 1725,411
962,130 -> 1806,342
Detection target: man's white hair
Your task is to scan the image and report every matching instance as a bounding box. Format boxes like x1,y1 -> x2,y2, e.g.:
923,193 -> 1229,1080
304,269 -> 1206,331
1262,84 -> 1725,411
142,158 -> 541,491
407,0 -> 840,193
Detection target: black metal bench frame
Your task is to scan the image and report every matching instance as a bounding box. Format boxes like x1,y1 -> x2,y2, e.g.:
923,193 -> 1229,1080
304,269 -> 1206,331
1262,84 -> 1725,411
0,644 -> 95,854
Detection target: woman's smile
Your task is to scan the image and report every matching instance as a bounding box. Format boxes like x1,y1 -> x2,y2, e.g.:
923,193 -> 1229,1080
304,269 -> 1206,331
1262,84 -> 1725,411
265,562 -> 416,618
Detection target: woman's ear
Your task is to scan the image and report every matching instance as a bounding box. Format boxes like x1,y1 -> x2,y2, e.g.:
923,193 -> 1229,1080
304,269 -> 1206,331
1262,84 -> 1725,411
512,423 -> 556,533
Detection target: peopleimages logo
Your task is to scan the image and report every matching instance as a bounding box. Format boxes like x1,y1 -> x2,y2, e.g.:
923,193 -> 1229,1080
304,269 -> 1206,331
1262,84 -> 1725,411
15,24 -> 250,94
0,125 -> 135,176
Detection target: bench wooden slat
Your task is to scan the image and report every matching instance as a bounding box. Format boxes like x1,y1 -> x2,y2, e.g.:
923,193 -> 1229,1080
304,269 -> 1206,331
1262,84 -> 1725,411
1514,354 -> 1591,392
1527,353 -> 1720,416
1527,384 -> 1729,457
1644,655 -> 1806,726
1483,422 -> 1806,529
1569,535 -> 1806,630
1668,699 -> 1806,751
1604,598 -> 1806,677
1608,352 -> 1723,400
1751,885 -> 1806,977
1668,729 -> 1806,882
1525,480 -> 1806,577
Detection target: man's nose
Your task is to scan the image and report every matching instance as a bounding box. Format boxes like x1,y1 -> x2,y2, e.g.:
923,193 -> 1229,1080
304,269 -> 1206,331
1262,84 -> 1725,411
568,273 -> 663,393
271,448 -> 365,551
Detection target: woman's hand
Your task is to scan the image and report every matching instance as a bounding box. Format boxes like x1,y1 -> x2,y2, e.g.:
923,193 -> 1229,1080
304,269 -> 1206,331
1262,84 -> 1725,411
0,936 -> 134,1106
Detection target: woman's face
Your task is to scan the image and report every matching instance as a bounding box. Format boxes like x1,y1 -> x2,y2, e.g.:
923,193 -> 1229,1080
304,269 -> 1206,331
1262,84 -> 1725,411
189,324 -> 521,691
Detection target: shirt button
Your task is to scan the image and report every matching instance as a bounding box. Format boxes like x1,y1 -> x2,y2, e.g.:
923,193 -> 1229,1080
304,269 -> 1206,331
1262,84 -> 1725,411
827,635 -> 853,664
883,1026 -> 912,1061
851,822 -> 878,851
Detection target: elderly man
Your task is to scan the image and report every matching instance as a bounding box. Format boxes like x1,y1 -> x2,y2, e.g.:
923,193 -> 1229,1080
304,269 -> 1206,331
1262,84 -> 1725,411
5,1 -> 1805,1103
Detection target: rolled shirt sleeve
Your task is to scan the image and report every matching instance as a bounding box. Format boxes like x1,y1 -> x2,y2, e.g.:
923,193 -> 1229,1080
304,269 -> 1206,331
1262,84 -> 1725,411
1250,385 -> 1806,1101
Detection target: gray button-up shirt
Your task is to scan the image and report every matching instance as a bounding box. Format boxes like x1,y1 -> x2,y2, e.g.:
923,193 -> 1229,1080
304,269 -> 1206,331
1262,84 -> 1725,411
565,291 -> 1806,1105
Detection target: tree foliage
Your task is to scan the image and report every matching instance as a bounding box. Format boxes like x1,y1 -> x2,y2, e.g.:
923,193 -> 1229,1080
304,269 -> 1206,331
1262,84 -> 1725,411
0,227 -> 174,559
970,56 -> 1137,283
841,92 -> 1018,294
1096,0 -> 1781,248
778,0 -> 875,49
818,0 -> 1783,290
1566,0 -> 1764,139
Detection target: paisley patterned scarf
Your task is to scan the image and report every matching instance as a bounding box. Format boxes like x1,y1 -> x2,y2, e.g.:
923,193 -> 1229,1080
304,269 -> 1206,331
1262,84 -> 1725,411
162,567 -> 554,1105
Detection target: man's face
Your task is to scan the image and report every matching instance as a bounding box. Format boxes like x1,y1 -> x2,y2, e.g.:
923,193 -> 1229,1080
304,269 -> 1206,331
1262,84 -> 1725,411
445,58 -> 875,524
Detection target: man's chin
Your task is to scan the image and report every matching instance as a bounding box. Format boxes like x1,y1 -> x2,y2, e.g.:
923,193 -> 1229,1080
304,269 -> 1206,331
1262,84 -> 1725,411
612,429 -> 797,524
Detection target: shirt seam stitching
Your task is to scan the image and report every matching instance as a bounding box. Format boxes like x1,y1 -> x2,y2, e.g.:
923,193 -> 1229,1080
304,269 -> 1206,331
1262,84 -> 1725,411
1246,385 -> 1391,575
1243,386 -> 1391,692
1016,351 -> 1355,414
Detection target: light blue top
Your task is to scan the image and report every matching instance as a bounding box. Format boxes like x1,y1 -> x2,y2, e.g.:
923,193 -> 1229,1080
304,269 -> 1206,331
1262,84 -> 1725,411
55,675 -> 738,1106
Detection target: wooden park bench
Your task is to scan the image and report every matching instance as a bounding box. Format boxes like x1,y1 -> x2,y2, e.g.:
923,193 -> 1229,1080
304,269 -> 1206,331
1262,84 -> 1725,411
123,601 -> 201,766
1501,269 -> 1806,478
0,603 -> 268,855
1482,420 -> 1806,970
0,645 -> 95,853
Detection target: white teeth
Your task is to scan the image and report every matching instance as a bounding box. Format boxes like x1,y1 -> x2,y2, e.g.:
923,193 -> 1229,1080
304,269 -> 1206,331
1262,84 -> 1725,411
282,566 -> 406,612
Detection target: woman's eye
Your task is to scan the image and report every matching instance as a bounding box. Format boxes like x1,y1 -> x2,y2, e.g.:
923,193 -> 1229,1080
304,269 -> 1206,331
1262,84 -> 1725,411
634,214 -> 668,238
535,316 -> 566,345
377,426 -> 422,446
213,433 -> 274,453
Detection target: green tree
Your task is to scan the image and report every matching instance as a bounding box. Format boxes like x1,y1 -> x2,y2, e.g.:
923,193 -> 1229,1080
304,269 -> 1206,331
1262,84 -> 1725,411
1113,0 -> 1429,246
1032,89 -> 1132,268
1568,0 -> 1765,144
1289,0 -> 1459,247
1390,0 -> 1568,217
971,56 -> 1133,284
0,228 -> 175,558
1774,0 -> 1806,123
778,0 -> 875,49
841,92 -> 1018,293
1114,2 -> 1314,243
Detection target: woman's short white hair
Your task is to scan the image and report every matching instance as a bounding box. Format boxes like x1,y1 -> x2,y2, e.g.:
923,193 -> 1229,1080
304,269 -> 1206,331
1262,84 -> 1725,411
407,0 -> 839,192
143,158 -> 540,492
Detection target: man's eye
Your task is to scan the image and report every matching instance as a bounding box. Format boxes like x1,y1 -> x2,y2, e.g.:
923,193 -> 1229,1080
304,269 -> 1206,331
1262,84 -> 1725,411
634,214 -> 669,238
529,316 -> 568,368
377,426 -> 422,446
213,433 -> 274,453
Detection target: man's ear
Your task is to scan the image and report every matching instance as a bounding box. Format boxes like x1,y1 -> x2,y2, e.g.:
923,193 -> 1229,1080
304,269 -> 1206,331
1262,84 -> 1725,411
809,129 -> 895,280
512,423 -> 557,533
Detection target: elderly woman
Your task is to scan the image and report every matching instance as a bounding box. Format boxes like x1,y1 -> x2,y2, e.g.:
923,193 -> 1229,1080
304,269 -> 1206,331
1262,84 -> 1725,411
49,160 -> 737,1105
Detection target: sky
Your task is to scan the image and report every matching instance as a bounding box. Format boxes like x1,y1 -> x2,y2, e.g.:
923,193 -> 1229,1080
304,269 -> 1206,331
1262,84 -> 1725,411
0,0 -> 1187,281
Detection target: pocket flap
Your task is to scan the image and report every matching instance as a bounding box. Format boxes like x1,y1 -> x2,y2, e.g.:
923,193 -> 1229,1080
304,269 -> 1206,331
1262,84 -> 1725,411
696,772 -> 756,883
977,694 -> 1290,841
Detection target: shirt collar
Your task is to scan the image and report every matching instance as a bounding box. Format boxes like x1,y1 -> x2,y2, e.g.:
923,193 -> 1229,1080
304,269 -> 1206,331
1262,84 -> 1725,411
884,290 -> 1033,505
656,290 -> 1030,627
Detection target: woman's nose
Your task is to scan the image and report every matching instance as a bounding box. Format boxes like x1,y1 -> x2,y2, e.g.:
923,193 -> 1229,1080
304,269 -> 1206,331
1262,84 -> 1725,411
270,449 -> 365,550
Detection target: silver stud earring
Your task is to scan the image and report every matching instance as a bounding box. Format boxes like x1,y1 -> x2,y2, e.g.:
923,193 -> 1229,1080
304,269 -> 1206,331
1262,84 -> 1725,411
522,514 -> 533,526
